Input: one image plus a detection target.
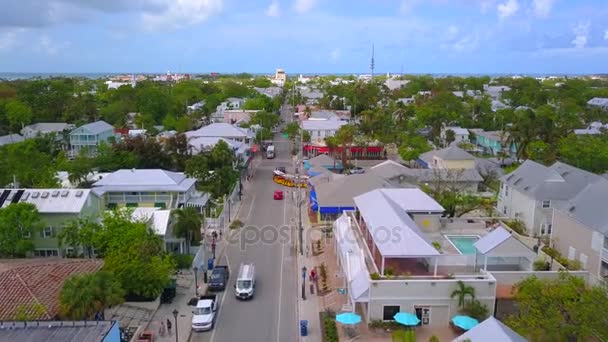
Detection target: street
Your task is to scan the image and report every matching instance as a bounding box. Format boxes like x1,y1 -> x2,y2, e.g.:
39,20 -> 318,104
191,106 -> 299,342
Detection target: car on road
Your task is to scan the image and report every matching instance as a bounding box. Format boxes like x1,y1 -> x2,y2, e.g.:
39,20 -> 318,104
235,263 -> 256,300
349,167 -> 365,174
273,190 -> 284,200
208,266 -> 229,292
276,166 -> 286,173
191,295 -> 219,332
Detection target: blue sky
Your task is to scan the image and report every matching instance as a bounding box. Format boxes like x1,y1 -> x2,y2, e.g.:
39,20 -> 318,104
0,0 -> 607,74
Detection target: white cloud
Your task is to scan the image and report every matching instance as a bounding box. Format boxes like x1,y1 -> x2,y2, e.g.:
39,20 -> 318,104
294,0 -> 315,14
266,1 -> 280,17
142,0 -> 223,30
497,0 -> 519,19
532,0 -> 555,18
329,48 -> 341,62
571,22 -> 590,49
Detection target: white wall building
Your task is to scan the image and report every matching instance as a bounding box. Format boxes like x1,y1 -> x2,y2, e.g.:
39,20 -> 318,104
301,119 -> 348,145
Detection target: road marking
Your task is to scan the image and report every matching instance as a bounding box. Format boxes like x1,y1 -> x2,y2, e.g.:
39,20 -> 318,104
210,245 -> 231,342
246,195 -> 256,221
275,199 -> 288,342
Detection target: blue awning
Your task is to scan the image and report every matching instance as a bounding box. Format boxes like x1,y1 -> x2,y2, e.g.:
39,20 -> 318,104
416,158 -> 429,169
310,190 -> 318,211
303,160 -> 311,170
308,171 -> 322,177
319,206 -> 355,214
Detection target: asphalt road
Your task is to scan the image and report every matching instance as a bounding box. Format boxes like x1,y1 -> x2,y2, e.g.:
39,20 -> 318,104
191,109 -> 299,342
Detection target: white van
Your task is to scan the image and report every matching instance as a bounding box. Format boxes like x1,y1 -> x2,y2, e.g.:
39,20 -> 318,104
235,263 -> 255,300
266,145 -> 275,159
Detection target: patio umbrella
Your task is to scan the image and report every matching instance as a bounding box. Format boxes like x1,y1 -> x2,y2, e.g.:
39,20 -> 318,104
393,312 -> 421,326
335,312 -> 362,325
451,315 -> 479,331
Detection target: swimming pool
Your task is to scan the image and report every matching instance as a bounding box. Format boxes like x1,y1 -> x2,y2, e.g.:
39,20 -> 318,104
446,235 -> 480,255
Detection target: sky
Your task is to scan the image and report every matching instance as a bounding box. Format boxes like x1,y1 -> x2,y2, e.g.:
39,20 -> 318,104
0,0 -> 607,74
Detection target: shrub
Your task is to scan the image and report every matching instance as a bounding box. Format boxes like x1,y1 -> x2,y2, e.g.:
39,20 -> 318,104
533,259 -> 550,271
432,241 -> 442,252
504,220 -> 527,236
462,299 -> 489,321
566,259 -> 582,270
323,316 -> 339,342
429,336 -> 440,342
172,254 -> 194,270
385,267 -> 394,277
370,272 -> 381,280
392,329 -> 416,342
229,219 -> 243,229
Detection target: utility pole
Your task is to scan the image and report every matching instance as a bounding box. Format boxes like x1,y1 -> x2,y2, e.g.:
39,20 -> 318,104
297,113 -> 304,256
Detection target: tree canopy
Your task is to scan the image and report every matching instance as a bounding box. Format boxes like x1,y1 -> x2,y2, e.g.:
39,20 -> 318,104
0,203 -> 43,257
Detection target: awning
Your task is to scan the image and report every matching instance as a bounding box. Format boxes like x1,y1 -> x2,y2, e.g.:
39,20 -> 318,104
310,190 -> 319,211
319,206 -> 355,214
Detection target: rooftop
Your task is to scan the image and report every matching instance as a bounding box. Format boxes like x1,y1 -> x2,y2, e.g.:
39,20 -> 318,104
185,123 -> 251,139
453,317 -> 527,342
420,145 -> 476,163
131,207 -> 172,235
92,169 -> 196,195
0,320 -> 117,342
0,189 -> 93,214
562,178 -> 608,235
314,174 -> 393,208
0,134 -> 25,146
0,259 -> 104,320
72,121 -> 113,135
587,97 -> 608,106
301,119 -> 348,131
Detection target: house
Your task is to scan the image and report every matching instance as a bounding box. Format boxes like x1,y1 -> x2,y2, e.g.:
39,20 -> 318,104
185,123 -> 253,144
187,100 -> 206,114
398,168 -> 483,193
301,120 -> 348,145
91,169 -> 207,210
587,97 -> 608,111
309,173 -> 393,221
130,207 -> 189,254
396,97 -> 414,106
441,126 -> 470,145
300,87 -> 324,105
0,258 -> 104,320
334,188 -> 498,327
69,120 -> 116,156
452,90 -> 481,98
491,100 -> 509,112
551,178 -> 608,283
385,78 -> 409,90
418,146 -> 476,170
0,320 -> 119,342
272,68 -> 286,86
484,85 -> 511,100
0,133 -> 25,147
498,160 -> 601,236
470,129 -> 517,157
21,122 -> 75,139
253,86 -> 282,98
223,109 -> 259,124
574,121 -> 608,135
188,136 -> 250,166
452,316 -> 527,342
0,189 -> 101,257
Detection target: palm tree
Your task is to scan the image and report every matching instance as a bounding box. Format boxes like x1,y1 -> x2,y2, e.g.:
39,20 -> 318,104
172,207 -> 203,254
324,136 -> 339,169
335,124 -> 356,170
59,271 -> 125,320
451,280 -> 476,309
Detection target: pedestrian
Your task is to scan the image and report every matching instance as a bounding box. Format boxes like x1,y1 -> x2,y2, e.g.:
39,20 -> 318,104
310,268 -> 317,282
158,321 -> 166,336
166,318 -> 172,335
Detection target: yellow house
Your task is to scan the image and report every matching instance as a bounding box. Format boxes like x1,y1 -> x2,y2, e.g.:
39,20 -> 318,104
419,145 -> 476,170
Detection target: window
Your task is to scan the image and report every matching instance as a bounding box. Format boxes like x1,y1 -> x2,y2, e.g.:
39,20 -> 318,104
504,186 -> 509,196
580,253 -> 588,269
107,203 -> 117,210
383,305 -> 400,321
542,200 -> 551,208
41,227 -> 54,238
568,246 -> 576,260
155,202 -> 166,209
34,249 -> 59,257
126,203 -> 138,208
503,206 -> 507,215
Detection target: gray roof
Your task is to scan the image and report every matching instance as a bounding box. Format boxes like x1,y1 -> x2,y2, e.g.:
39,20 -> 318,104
588,97 -> 608,106
0,320 -> 118,342
92,169 -> 196,194
22,122 -> 74,133
74,120 -> 114,135
308,172 -> 345,188
185,123 -> 250,139
369,160 -> 410,180
315,174 -> 393,207
453,317 -> 527,342
400,168 -> 483,183
301,120 -> 347,131
501,160 -> 601,201
562,178 -> 608,235
0,189 -> 93,213
475,158 -> 505,177
309,111 -> 340,120
0,134 -> 24,146
308,154 -> 338,167
420,146 -> 476,163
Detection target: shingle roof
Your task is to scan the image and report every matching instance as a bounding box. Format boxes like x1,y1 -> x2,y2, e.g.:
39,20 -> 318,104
453,317 -> 527,342
420,146 -> 476,163
0,259 -> 104,320
74,121 -> 114,135
315,174 -> 393,207
308,172 -> 345,188
92,169 -> 196,194
562,178 -> 608,235
0,134 -> 25,146
301,120 -> 348,131
0,320 -> 117,342
369,160 -> 410,180
501,160 -> 601,200
0,189 -> 93,213
308,154 -> 338,167
23,123 -> 74,133
185,123 -> 250,139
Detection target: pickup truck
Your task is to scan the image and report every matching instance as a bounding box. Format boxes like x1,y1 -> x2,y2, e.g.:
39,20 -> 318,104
191,295 -> 219,332
208,266 -> 229,291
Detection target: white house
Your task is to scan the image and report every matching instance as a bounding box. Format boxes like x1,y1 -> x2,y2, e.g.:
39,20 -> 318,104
21,123 -> 75,139
441,126 -> 469,145
0,134 -> 25,147
484,85 -> 511,100
587,97 -> 608,111
185,123 -> 253,144
301,119 -> 348,145
574,121 -> 608,135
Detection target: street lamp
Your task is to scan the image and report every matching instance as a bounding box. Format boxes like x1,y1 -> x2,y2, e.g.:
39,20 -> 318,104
193,266 -> 199,296
172,309 -> 179,342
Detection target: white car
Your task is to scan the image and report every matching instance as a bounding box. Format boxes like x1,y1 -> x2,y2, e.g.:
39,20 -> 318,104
191,296 -> 218,331
349,167 -> 365,174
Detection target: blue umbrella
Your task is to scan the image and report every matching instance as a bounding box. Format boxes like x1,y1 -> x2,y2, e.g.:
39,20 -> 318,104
393,312 -> 421,326
451,315 -> 479,330
335,312 -> 362,325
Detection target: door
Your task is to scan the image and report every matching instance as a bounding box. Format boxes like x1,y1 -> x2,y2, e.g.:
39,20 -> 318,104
414,306 -> 431,325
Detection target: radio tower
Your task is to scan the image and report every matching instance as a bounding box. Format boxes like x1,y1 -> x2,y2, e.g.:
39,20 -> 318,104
370,43 -> 375,80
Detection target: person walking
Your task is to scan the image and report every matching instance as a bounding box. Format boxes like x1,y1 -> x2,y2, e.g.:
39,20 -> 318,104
158,321 -> 166,336
166,318 -> 172,335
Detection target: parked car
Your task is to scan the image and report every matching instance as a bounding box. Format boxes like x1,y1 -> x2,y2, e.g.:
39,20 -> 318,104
276,166 -> 286,173
208,266 -> 229,291
273,190 -> 284,200
191,295 -> 219,332
349,167 -> 365,174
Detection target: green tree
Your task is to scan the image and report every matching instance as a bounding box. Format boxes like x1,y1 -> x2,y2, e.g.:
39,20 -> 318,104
558,134 -> 608,173
506,273 -> 608,341
0,203 -> 43,257
59,271 -> 125,320
5,99 -> 33,131
64,150 -> 95,187
335,124 -> 356,168
398,134 -> 431,166
94,141 -> 139,171
0,139 -> 59,188
444,129 -> 456,146
284,122 -> 300,139
249,110 -> 280,129
172,207 -> 203,253
13,303 -> 48,321
58,218 -> 101,258
451,280 -> 476,309
526,140 -> 556,165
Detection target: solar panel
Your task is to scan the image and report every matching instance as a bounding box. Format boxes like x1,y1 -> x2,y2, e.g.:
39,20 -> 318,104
22,192 -> 30,200
61,190 -> 69,197
75,190 -> 84,197
41,192 -> 49,198
52,191 -> 59,197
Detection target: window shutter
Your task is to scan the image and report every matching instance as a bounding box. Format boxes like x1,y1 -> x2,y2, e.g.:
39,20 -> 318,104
567,246 -> 576,260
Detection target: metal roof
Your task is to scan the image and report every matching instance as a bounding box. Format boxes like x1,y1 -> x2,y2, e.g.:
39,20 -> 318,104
315,174 -> 392,207
131,207 -> 172,236
354,189 -> 440,257
0,320 -> 116,342
185,123 -> 250,139
301,120 -> 348,131
453,317 -> 527,342
474,226 -> 511,254
0,189 -> 93,213
0,134 -> 25,146
73,120 -> 113,135
587,97 -> 608,106
563,178 -> 608,235
92,169 -> 196,194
